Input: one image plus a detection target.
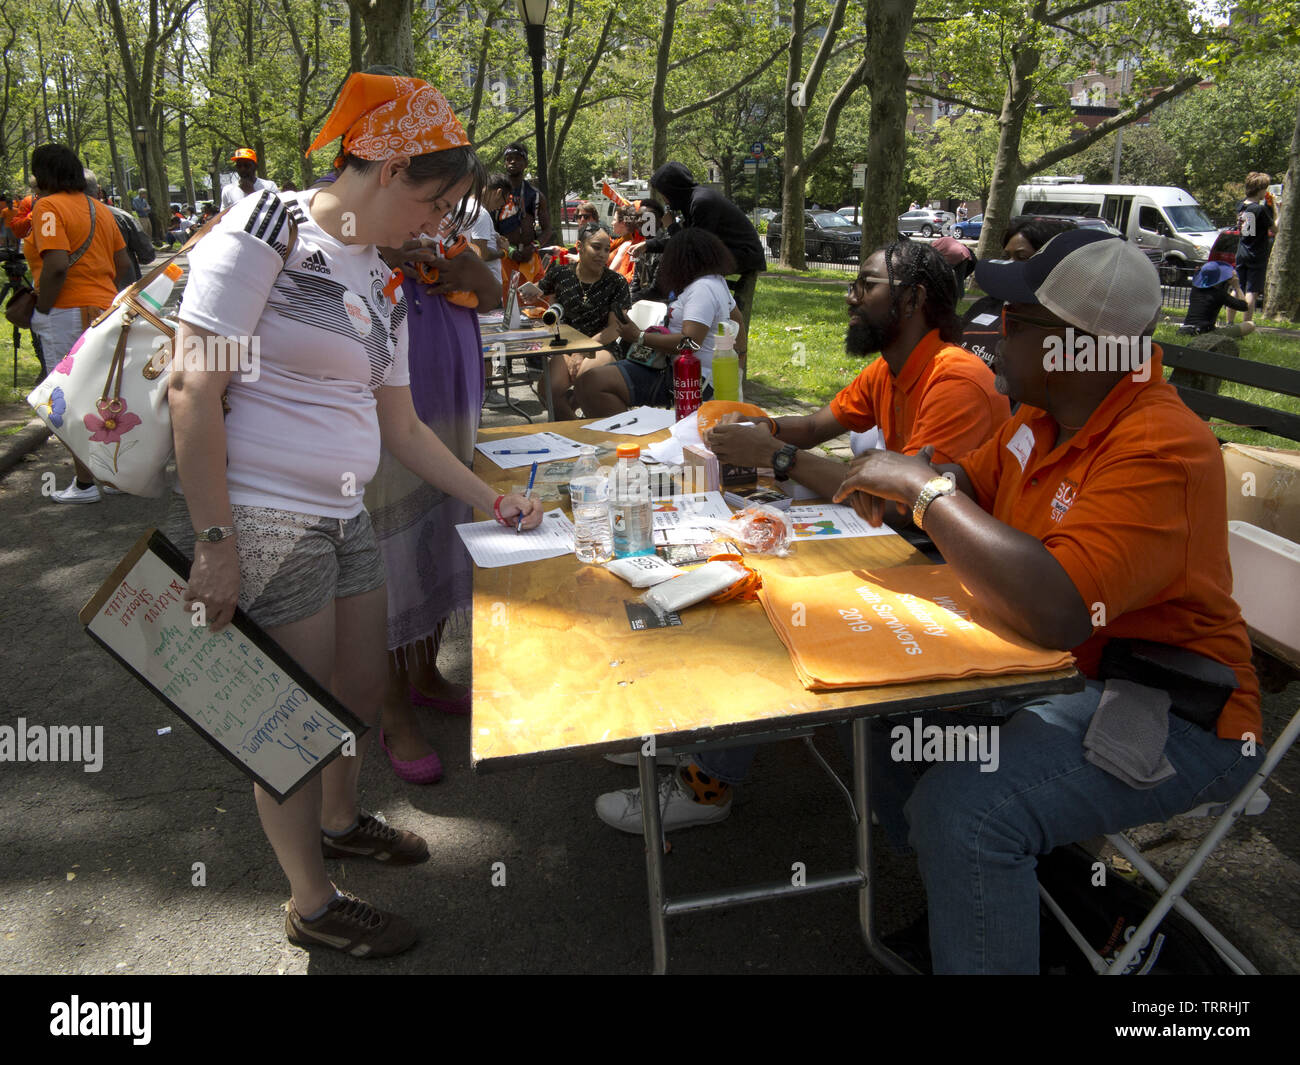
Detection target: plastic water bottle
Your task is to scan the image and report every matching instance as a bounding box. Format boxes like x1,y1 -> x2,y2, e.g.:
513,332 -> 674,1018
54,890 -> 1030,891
569,446 -> 613,564
609,443 -> 654,558
137,262 -> 183,314
711,320 -> 742,402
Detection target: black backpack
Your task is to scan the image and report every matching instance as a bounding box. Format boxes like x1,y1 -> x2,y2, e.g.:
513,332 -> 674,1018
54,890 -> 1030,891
1036,843 -> 1235,975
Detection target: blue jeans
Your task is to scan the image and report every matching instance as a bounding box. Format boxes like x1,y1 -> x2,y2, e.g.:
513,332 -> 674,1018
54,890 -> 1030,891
904,682 -> 1259,973
698,683 -> 1261,974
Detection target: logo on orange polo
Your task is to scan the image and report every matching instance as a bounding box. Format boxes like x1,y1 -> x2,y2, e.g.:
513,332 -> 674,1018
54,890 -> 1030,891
1050,479 -> 1079,523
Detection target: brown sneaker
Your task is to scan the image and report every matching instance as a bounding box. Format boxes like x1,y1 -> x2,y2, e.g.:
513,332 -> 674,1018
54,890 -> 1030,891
285,891 -> 417,958
321,812 -> 430,864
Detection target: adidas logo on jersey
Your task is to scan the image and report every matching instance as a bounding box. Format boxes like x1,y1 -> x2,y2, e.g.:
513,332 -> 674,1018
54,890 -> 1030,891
300,250 -> 330,274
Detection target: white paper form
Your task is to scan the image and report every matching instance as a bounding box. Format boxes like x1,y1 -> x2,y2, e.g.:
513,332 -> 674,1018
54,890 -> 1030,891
476,431 -> 588,469
455,508 -> 576,568
786,504 -> 901,540
581,406 -> 680,437
650,491 -> 733,531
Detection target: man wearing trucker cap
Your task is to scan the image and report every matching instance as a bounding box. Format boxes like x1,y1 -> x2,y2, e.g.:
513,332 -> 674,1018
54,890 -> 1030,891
220,147 -> 278,209
834,228 -> 1261,974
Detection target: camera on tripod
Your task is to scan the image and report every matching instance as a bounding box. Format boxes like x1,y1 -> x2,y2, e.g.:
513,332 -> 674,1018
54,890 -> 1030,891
0,244 -> 29,282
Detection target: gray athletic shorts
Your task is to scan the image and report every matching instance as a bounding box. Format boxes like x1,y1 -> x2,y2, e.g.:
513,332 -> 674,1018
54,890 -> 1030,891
166,495 -> 386,630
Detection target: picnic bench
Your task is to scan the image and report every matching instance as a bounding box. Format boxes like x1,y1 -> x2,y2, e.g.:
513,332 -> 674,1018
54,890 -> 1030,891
1162,337 -> 1300,689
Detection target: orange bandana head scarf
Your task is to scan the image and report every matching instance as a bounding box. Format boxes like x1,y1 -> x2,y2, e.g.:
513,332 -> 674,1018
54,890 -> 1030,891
307,73 -> 469,161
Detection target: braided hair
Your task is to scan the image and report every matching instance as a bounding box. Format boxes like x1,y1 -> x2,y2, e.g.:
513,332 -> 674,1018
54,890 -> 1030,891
879,237 -> 961,343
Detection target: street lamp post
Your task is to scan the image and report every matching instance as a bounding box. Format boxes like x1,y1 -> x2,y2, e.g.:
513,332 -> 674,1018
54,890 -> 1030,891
517,0 -> 551,207
133,125 -> 149,226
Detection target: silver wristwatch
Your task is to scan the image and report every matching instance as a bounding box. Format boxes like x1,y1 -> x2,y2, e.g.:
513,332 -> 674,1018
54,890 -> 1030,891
195,525 -> 236,543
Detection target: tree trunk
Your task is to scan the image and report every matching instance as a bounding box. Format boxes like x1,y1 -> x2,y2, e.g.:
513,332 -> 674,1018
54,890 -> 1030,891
1264,91 -> 1300,321
349,4 -> 364,73
973,35 -> 1040,262
780,0 -> 808,269
102,74 -> 123,199
649,0 -> 679,171
860,0 -> 916,256
176,50 -> 196,207
349,0 -> 415,74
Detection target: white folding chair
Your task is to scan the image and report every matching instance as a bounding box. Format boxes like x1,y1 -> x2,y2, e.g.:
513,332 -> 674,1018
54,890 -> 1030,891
1041,521 -> 1300,975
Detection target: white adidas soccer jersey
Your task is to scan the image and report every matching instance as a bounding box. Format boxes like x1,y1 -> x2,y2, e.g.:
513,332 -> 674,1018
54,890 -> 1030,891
180,188 -> 410,519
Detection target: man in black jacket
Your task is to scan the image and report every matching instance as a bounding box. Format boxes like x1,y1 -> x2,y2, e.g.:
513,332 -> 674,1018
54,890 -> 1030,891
637,162 -> 765,349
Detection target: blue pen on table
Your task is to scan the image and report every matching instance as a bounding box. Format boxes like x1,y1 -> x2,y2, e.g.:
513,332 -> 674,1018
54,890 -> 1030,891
517,461 -> 538,534
496,448 -> 550,455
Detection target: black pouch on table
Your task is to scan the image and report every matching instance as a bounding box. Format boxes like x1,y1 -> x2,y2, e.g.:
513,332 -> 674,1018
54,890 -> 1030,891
1097,639 -> 1238,731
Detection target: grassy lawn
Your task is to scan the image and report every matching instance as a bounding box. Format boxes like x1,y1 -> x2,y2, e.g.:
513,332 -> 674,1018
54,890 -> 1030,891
747,273 -> 869,412
746,273 -> 1300,451
0,328 -> 43,412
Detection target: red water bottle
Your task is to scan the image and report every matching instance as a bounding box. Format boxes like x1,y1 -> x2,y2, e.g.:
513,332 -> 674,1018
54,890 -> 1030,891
674,338 -> 703,420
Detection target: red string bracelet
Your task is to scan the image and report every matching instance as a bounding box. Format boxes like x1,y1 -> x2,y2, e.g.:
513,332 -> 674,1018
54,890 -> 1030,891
493,495 -> 510,527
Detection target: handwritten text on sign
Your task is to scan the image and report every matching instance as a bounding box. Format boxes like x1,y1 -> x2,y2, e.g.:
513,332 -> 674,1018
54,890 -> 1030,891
85,541 -> 356,799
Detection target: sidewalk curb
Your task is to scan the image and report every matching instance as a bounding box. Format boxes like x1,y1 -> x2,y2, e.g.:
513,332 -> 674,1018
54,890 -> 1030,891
0,419 -> 51,481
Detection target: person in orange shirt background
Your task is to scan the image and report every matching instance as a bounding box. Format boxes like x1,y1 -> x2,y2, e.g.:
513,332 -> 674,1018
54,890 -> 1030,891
706,240 -> 1009,504
606,202 -> 644,282
8,177 -> 36,240
832,228 -> 1261,973
25,143 -> 133,503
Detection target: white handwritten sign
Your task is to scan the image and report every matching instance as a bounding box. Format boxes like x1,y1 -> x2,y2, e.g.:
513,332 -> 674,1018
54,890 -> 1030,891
79,530 -> 364,801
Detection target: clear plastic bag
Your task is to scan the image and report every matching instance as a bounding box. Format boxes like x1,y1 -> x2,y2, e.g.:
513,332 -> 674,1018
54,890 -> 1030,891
694,504 -> 794,557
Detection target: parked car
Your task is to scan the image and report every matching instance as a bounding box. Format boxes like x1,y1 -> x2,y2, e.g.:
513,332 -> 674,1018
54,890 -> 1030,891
1209,227 -> 1239,267
562,198 -> 581,223
897,208 -> 955,237
837,205 -> 862,224
951,214 -> 984,240
766,209 -> 861,261
753,207 -> 778,223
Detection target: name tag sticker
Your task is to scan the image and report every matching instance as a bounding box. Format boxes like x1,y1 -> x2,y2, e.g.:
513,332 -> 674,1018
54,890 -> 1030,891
1005,423 -> 1036,471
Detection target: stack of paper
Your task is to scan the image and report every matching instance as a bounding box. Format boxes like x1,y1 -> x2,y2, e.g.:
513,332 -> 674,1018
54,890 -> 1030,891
455,508 -> 575,568
476,432 -> 588,469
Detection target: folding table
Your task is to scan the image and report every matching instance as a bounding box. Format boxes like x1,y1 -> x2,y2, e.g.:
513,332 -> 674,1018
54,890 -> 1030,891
480,320 -> 603,422
470,419 -> 1082,972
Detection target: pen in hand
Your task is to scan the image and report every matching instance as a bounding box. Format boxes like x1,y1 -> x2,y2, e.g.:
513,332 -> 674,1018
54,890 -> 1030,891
517,461 -> 538,534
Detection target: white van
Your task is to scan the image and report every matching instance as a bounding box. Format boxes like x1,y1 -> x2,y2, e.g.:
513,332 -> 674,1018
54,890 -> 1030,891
1013,180 -> 1219,282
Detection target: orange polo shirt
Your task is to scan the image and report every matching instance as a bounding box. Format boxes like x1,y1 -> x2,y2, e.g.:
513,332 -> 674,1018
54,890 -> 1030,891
830,329 -> 1010,462
957,347 -> 1260,741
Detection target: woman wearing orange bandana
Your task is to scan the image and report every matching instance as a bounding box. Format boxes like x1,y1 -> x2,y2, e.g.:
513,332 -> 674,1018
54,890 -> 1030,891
169,72 -> 542,961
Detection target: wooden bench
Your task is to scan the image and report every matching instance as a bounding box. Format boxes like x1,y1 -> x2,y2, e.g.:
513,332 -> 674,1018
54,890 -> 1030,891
1162,337 -> 1300,445
1161,338 -> 1300,689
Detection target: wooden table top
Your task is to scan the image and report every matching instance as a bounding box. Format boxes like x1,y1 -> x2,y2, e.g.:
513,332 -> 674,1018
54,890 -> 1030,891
470,420 -> 1080,770
480,321 -> 603,360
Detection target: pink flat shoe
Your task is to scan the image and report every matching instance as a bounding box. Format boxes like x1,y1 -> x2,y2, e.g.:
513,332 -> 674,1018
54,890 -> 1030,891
408,684 -> 472,716
379,728 -> 443,785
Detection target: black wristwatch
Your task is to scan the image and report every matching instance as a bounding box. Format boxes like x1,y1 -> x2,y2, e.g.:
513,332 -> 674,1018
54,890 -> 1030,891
772,444 -> 799,481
